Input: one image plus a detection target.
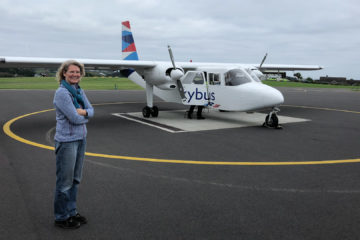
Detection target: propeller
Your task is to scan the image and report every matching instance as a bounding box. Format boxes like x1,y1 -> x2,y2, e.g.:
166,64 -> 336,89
167,45 -> 186,100
168,45 -> 176,69
259,53 -> 268,69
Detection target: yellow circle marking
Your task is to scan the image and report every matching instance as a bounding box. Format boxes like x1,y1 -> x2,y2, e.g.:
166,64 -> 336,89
3,105 -> 360,165
3,109 -> 55,151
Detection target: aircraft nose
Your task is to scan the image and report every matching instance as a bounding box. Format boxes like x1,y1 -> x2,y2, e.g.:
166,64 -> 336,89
262,84 -> 284,106
272,87 -> 284,105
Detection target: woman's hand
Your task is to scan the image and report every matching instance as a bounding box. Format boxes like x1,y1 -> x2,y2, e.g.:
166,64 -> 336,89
76,108 -> 87,116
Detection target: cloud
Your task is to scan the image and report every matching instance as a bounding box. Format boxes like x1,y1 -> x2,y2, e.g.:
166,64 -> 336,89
0,0 -> 359,79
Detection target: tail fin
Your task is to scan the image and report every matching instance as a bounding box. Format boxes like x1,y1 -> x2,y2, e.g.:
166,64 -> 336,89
122,21 -> 139,60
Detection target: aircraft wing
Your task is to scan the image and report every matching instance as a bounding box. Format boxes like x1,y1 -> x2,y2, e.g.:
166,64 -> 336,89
176,61 -> 323,72
258,64 -> 323,71
0,56 -> 157,70
0,56 -> 322,74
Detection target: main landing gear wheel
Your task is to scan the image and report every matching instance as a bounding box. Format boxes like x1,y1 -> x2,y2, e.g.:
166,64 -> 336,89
142,106 -> 159,118
150,106 -> 159,117
142,106 -> 151,118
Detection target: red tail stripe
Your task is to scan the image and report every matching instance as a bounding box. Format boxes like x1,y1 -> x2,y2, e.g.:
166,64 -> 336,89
122,21 -> 131,29
123,43 -> 137,52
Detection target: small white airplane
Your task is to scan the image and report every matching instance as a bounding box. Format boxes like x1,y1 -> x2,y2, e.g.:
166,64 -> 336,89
0,21 -> 322,128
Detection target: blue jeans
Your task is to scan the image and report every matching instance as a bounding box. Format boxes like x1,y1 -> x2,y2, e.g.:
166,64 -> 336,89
54,139 -> 86,221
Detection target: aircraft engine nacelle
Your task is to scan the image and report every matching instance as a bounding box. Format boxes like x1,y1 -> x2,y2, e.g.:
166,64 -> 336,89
143,65 -> 183,88
157,83 -> 178,90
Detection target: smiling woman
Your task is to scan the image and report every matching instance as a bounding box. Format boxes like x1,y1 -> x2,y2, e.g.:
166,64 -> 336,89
56,60 -> 84,84
52,60 -> 95,229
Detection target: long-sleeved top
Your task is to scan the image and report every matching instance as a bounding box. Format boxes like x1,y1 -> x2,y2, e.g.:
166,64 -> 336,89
53,84 -> 94,142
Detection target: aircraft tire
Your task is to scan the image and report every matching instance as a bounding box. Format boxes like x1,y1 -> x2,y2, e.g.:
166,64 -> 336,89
265,114 -> 279,128
150,106 -> 159,117
142,106 -> 151,118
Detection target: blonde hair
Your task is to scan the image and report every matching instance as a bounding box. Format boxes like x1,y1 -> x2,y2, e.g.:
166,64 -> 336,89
56,60 -> 85,84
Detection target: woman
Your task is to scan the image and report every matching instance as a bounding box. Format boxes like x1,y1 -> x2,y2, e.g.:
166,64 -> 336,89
53,60 -> 94,229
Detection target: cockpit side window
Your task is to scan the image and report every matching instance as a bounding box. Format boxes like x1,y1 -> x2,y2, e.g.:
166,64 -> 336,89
225,69 -> 251,86
192,72 -> 204,84
246,69 -> 262,82
181,71 -> 206,84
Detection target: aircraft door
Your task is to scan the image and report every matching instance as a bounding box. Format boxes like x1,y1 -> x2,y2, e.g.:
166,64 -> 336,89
182,71 -> 209,106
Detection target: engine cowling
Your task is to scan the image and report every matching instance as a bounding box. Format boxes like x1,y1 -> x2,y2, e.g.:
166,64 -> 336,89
143,64 -> 184,89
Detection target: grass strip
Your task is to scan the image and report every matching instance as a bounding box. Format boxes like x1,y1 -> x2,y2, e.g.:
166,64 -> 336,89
0,77 -> 143,90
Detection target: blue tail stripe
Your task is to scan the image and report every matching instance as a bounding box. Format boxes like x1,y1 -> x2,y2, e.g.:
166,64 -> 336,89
124,52 -> 139,61
122,34 -> 135,44
122,31 -> 132,37
122,41 -> 130,51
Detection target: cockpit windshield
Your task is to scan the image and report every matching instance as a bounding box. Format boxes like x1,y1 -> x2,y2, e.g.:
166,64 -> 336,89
224,69 -> 252,86
246,69 -> 262,82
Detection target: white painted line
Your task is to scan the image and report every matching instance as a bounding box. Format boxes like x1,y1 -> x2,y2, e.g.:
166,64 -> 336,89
112,110 -> 310,133
112,113 -> 186,133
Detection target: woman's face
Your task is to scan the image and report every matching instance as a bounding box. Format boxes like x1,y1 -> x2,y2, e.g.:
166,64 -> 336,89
64,64 -> 81,85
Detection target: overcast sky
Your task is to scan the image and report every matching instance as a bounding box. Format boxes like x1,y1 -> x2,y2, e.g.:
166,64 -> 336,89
0,0 -> 359,79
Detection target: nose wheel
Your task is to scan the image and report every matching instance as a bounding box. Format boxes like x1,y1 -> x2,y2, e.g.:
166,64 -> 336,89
263,107 -> 282,129
142,106 -> 159,118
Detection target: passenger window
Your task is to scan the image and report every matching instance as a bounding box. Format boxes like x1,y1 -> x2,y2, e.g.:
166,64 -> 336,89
209,73 -> 221,85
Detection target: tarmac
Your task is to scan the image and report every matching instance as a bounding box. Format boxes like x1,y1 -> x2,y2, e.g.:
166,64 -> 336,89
1,87 -> 360,239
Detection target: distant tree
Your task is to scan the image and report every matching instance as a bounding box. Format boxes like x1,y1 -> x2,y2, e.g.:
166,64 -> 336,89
17,68 -> 36,77
0,68 -> 35,77
305,77 -> 313,83
0,72 -> 13,77
85,72 -> 95,77
294,72 -> 303,80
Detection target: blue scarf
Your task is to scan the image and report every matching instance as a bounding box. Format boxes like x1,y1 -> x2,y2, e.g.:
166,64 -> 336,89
61,80 -> 85,109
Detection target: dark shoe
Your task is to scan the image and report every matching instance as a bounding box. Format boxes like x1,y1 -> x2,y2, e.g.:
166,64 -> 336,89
197,116 -> 205,120
72,213 -> 87,225
55,217 -> 80,229
187,111 -> 193,119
